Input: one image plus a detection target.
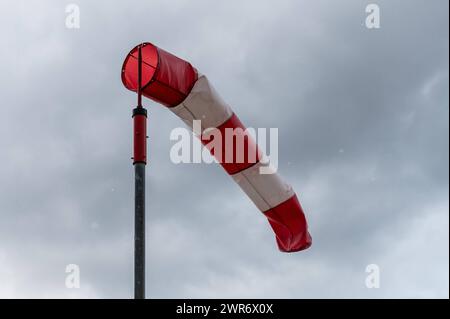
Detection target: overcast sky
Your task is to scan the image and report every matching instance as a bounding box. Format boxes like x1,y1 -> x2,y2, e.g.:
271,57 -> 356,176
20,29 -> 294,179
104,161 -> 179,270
0,0 -> 448,298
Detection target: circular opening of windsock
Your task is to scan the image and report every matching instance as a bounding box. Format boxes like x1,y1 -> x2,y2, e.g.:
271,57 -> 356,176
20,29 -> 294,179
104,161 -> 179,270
121,42 -> 198,107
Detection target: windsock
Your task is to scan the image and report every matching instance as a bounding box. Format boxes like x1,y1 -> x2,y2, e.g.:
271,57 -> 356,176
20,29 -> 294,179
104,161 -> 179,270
121,43 -> 312,252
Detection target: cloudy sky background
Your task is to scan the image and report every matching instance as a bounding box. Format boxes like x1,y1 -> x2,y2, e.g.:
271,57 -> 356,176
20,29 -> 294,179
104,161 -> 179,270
0,0 -> 448,298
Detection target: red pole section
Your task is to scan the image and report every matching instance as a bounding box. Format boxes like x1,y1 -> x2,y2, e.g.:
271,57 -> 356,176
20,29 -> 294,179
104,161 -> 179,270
121,43 -> 312,252
133,109 -> 147,164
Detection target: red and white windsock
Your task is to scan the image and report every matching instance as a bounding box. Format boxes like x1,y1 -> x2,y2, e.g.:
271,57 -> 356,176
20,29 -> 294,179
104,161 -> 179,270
121,43 -> 312,252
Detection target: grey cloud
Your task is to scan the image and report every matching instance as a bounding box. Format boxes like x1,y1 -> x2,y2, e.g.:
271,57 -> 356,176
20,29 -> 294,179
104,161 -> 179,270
0,0 -> 447,298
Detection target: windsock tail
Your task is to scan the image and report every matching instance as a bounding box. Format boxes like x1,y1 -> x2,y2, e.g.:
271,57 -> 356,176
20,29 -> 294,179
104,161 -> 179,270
264,194 -> 312,252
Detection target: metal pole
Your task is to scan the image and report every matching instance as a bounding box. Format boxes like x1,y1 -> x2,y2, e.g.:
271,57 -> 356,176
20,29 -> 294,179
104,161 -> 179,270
134,162 -> 145,299
133,44 -> 146,299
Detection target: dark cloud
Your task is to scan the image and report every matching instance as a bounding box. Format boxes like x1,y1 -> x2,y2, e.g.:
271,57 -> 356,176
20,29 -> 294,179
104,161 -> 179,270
0,0 -> 447,298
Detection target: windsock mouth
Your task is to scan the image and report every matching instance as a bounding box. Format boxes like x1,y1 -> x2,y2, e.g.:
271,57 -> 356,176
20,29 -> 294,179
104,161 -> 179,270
121,42 -> 158,93
121,42 -> 198,107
